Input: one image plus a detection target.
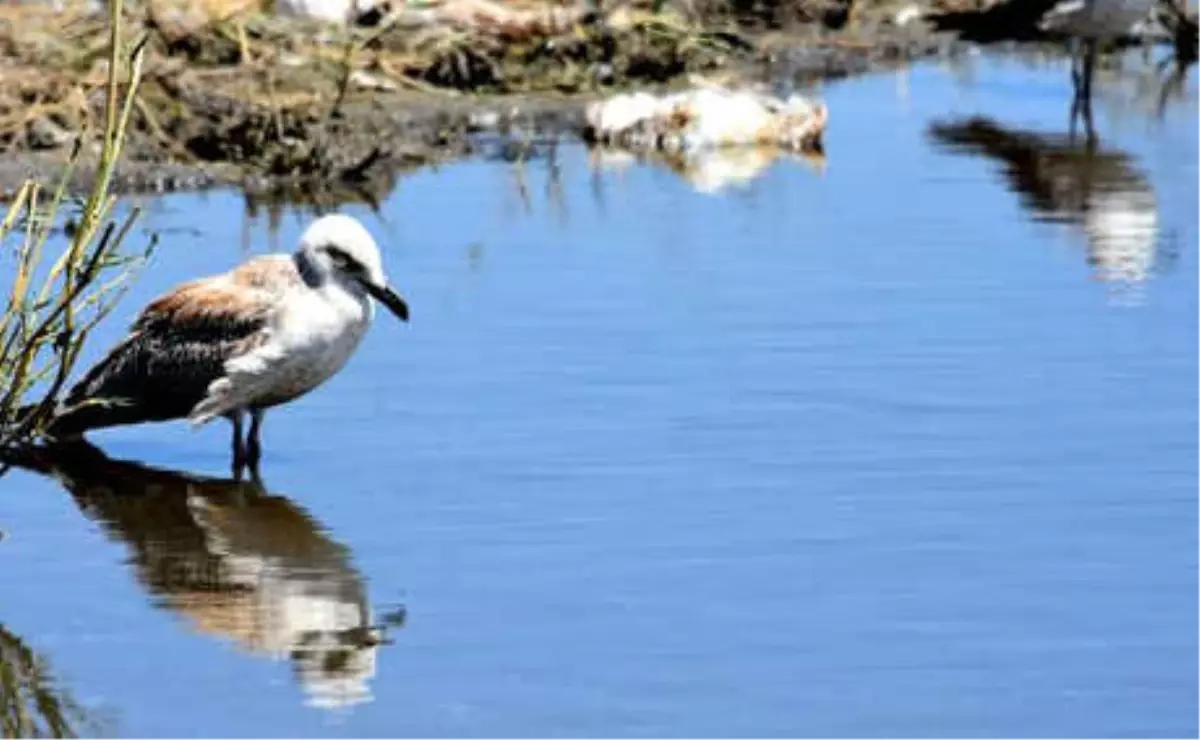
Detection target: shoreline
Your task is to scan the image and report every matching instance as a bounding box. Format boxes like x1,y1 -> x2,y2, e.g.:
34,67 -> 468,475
0,0 -> 1190,199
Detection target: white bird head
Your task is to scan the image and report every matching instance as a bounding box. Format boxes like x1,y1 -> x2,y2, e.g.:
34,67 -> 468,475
298,214 -> 409,321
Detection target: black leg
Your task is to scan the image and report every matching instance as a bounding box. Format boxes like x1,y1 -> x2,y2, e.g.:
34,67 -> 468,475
229,410 -> 248,479
229,411 -> 247,472
1081,91 -> 1096,150
1082,39 -> 1097,106
246,409 -> 264,469
1081,39 -> 1098,149
1069,44 -> 1084,142
1069,39 -> 1100,146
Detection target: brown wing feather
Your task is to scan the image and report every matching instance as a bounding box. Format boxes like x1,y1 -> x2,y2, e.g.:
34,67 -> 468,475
48,256 -> 296,437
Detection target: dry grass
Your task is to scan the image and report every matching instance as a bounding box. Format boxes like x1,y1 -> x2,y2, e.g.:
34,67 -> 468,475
0,0 -> 754,168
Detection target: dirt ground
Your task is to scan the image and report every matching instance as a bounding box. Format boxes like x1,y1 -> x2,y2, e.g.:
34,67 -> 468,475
0,0 -> 1190,200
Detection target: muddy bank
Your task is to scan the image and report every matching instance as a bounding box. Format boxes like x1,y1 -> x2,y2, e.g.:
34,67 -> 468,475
0,90 -> 600,203
0,0 -> 1188,199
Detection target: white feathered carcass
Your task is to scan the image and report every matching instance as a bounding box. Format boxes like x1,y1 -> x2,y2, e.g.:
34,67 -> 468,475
584,85 -> 828,153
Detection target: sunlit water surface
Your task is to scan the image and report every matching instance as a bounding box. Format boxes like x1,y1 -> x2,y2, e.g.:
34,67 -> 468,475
1,55 -> 1196,737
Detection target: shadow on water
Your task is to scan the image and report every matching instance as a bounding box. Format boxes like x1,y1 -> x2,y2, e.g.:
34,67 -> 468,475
0,623 -> 99,738
926,116 -> 1173,290
0,442 -> 402,714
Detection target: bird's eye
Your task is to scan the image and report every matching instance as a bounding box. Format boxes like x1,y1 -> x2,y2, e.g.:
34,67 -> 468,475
326,246 -> 356,271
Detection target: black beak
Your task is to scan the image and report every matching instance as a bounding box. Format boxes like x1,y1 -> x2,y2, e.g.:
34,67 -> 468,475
361,279 -> 409,322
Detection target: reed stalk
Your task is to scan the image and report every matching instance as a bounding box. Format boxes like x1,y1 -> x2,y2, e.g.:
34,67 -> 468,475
0,0 -> 154,449
1,622 -> 97,738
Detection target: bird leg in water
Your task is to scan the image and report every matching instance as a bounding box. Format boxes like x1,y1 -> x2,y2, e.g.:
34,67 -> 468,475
1080,39 -> 1098,148
1081,39 -> 1098,108
1069,41 -> 1084,140
1069,39 -> 1099,145
228,410 -> 248,473
1070,41 -> 1083,92
230,411 -> 246,457
246,409 -> 265,468
1080,94 -> 1097,149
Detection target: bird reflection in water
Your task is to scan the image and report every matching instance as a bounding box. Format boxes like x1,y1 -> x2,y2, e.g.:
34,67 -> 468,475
927,116 -> 1165,290
588,145 -> 826,195
3,441 -> 400,711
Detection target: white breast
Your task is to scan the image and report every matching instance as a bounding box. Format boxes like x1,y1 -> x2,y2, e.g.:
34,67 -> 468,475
253,284 -> 373,408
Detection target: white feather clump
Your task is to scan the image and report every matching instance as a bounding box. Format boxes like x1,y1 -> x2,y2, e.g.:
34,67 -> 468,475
274,0 -> 381,24
585,84 -> 828,152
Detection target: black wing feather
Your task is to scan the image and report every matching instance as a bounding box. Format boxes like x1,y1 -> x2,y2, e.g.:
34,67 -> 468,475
47,289 -> 270,437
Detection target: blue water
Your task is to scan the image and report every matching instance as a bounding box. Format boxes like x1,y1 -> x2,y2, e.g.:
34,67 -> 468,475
1,56 -> 1196,737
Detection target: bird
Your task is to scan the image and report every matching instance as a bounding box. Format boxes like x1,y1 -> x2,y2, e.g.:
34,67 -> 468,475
38,213 -> 409,473
1039,0 -> 1159,142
